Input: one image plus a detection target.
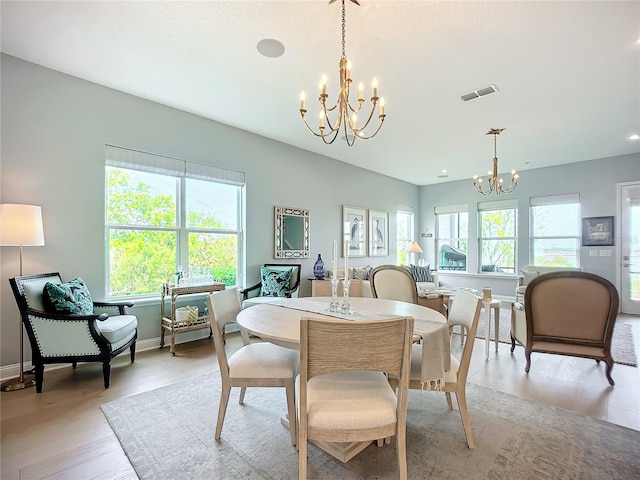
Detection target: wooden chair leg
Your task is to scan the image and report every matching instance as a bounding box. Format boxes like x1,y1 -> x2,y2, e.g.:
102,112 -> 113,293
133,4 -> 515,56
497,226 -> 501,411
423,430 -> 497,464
285,382 -> 297,446
455,391 -> 475,449
102,361 -> 111,389
525,350 -> 532,373
215,385 -> 231,440
605,358 -> 615,386
34,363 -> 44,393
130,342 -> 136,362
298,431 -> 307,480
445,391 -> 453,410
397,427 -> 408,480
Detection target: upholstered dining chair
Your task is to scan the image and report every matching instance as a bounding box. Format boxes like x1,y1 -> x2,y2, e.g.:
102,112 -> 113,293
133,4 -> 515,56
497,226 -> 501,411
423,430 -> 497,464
9,272 -> 138,393
206,288 -> 299,445
297,316 -> 414,480
404,288 -> 482,449
370,265 -> 418,304
510,271 -> 619,385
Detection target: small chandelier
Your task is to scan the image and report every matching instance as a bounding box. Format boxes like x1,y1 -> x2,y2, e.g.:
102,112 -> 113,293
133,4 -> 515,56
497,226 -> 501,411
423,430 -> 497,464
299,0 -> 385,146
472,128 -> 519,195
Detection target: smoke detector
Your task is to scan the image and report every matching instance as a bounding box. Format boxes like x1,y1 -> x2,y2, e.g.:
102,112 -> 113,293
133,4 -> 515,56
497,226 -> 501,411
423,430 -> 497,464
461,84 -> 499,101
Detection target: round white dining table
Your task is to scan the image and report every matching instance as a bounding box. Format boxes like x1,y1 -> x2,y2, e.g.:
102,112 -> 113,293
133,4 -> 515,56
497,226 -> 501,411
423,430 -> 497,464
236,296 -> 447,350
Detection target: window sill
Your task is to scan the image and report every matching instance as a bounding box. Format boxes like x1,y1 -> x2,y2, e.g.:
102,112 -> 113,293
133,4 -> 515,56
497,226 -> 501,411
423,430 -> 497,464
434,271 -> 517,280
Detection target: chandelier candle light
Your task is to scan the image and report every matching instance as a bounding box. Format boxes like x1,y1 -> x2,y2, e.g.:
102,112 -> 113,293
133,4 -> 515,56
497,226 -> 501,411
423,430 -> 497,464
472,128 -> 519,195
299,0 -> 386,146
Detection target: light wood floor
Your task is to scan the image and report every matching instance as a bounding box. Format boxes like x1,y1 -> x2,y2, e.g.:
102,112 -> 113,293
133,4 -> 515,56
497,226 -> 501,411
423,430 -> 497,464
2,313 -> 639,480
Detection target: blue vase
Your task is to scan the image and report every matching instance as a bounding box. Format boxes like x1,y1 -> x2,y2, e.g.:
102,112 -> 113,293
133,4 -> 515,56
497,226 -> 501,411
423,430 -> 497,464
314,254 -> 325,279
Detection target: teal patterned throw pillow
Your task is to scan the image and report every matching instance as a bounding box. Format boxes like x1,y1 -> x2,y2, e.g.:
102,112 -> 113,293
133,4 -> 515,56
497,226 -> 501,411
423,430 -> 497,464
410,264 -> 432,283
260,267 -> 293,297
43,277 -> 94,315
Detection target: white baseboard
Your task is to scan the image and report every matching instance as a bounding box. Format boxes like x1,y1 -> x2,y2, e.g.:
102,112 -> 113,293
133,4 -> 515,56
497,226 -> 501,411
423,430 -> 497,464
0,325 -> 242,383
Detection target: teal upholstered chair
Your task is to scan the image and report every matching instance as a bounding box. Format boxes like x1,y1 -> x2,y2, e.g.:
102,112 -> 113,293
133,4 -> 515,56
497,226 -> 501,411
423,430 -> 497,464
9,272 -> 138,393
240,263 -> 301,304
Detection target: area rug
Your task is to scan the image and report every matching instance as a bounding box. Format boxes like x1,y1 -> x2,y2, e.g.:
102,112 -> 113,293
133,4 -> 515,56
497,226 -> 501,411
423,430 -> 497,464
102,373 -> 640,480
474,308 -> 638,367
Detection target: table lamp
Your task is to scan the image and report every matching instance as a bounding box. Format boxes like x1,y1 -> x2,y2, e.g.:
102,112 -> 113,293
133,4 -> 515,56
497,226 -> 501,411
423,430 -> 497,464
405,241 -> 423,266
1,204 -> 45,391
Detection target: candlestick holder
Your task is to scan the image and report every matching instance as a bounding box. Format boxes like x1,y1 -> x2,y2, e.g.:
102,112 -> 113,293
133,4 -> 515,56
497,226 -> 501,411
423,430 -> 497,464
341,278 -> 353,315
328,275 -> 340,312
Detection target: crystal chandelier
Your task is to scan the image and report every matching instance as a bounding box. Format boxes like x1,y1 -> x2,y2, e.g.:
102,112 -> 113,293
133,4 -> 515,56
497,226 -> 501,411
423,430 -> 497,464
299,0 -> 385,146
472,128 -> 519,195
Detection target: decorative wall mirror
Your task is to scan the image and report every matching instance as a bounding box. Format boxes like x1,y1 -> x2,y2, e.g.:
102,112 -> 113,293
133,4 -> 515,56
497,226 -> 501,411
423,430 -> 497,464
275,206 -> 310,258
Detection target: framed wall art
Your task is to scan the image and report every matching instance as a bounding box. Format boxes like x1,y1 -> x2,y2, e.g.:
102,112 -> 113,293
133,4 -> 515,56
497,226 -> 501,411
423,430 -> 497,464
368,209 -> 388,256
582,216 -> 614,246
342,205 -> 367,257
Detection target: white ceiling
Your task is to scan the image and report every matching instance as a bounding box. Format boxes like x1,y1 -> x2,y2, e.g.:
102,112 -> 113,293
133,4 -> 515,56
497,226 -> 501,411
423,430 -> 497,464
2,1 -> 639,186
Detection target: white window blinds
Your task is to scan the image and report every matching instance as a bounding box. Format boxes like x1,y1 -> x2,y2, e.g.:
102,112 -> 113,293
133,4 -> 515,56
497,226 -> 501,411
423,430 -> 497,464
105,145 -> 245,186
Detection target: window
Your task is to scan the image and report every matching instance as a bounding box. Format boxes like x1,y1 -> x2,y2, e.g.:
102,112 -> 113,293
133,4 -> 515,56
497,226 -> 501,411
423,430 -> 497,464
105,146 -> 245,298
396,207 -> 414,265
530,193 -> 580,267
478,200 -> 517,274
435,205 -> 468,271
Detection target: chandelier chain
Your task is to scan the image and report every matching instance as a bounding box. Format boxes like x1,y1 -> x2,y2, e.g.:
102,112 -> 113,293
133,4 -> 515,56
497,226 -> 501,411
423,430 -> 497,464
341,0 -> 346,59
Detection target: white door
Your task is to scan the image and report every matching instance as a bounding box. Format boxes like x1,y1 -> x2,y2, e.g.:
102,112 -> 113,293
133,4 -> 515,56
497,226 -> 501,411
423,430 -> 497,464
619,182 -> 640,314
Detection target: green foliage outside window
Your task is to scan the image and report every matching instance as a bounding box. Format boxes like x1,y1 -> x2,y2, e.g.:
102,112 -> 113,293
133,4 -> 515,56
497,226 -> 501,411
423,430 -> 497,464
107,167 -> 238,297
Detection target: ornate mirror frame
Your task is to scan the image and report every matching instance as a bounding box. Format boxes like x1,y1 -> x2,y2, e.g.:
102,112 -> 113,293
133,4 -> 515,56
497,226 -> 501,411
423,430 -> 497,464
275,206 -> 310,258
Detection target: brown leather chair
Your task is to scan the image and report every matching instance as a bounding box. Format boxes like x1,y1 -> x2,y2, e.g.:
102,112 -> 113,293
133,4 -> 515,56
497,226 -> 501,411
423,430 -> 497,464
511,271 -> 619,385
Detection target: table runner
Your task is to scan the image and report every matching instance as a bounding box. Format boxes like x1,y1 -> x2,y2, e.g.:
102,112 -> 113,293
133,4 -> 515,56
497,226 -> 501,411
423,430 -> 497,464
267,298 -> 449,390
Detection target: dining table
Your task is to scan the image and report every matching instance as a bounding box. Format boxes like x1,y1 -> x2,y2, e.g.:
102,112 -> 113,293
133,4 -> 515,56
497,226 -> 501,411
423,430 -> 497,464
235,296 -> 451,462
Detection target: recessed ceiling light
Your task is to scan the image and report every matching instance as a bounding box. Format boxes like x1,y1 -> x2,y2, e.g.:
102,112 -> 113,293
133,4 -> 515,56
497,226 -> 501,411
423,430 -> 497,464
628,134 -> 640,140
441,169 -> 447,174
257,38 -> 285,58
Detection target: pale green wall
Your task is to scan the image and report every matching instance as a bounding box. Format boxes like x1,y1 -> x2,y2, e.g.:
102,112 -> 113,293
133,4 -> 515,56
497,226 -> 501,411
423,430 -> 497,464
3,53 -> 638,370
1,54 -> 419,367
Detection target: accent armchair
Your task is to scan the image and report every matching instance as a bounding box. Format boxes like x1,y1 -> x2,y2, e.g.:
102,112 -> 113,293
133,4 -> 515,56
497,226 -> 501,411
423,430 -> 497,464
240,263 -> 301,304
511,271 -> 619,385
9,272 -> 138,393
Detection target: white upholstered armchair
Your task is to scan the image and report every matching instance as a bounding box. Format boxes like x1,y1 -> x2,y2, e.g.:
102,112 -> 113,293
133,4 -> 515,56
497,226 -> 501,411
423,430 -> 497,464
10,272 -> 138,393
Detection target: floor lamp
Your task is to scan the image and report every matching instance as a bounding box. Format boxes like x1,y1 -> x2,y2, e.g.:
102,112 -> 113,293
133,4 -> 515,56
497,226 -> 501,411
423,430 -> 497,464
1,204 -> 45,391
405,241 -> 423,266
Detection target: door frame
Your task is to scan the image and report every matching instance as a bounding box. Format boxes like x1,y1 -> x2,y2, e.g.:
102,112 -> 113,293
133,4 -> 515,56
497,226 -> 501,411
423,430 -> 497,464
616,180 -> 640,314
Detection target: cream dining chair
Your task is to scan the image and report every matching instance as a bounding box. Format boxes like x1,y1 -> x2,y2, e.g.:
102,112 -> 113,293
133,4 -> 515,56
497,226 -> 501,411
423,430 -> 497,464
297,316 -> 414,480
206,288 -> 299,445
370,265 -> 418,304
406,288 -> 482,449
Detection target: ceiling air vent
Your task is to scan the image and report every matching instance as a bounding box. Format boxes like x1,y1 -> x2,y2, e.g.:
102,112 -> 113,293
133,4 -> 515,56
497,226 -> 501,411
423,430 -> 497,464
461,84 -> 499,101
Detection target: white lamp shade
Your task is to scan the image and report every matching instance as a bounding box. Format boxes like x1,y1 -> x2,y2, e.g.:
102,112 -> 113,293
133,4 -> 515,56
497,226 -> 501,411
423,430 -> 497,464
405,241 -> 423,254
0,204 -> 45,246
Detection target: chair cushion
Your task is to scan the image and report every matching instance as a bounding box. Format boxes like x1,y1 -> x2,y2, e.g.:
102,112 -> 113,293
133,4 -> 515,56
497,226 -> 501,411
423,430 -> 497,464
43,277 -> 94,315
96,314 -> 138,344
229,343 -> 298,378
299,371 -> 397,429
260,267 -> 293,297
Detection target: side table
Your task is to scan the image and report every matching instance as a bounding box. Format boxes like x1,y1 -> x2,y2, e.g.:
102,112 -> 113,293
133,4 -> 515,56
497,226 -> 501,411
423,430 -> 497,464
310,278 -> 364,297
482,298 -> 501,359
160,282 -> 226,355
